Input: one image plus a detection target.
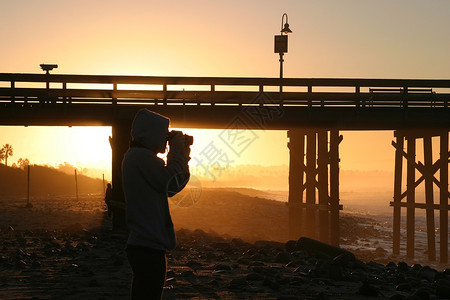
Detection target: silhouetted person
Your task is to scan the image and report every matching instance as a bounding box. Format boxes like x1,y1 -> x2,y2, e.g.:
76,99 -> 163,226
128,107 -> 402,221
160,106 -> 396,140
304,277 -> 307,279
122,109 -> 191,300
104,183 -> 113,217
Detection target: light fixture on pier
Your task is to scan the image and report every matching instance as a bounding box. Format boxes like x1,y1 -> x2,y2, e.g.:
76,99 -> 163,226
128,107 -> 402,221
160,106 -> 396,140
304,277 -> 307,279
274,13 -> 292,92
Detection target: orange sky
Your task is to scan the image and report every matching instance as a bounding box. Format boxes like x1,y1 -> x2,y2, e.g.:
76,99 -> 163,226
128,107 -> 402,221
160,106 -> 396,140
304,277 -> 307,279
1,1 -> 449,180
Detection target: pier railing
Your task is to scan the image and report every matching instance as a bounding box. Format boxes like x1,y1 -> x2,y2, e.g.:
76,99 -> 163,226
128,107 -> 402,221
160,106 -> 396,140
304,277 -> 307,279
1,73 -> 449,108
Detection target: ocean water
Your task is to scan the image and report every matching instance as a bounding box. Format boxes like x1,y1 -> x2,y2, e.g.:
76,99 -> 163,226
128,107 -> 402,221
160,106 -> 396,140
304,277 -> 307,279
259,188 -> 449,268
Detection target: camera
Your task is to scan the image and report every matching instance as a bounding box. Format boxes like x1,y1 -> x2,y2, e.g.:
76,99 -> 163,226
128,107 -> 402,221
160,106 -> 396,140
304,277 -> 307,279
168,130 -> 193,146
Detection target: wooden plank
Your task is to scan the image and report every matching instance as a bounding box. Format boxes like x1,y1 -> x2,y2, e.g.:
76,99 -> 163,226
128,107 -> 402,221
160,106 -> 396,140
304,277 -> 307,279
305,131 -> 317,239
11,80 -> 15,103
406,135 -> 416,259
0,101 -> 448,130
398,175 -> 424,200
393,132 -> 403,255
390,202 -> 449,209
424,135 -> 436,261
393,141 -> 450,194
439,131 -> 448,263
318,131 -> 329,243
329,130 -> 341,247
403,129 -> 446,139
2,73 -> 450,88
1,86 -> 450,108
112,83 -> 117,105
287,130 -> 305,240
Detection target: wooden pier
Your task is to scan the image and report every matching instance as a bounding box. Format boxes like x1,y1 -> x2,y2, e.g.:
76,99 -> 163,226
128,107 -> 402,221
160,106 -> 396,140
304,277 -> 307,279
391,130 -> 449,263
0,73 -> 448,261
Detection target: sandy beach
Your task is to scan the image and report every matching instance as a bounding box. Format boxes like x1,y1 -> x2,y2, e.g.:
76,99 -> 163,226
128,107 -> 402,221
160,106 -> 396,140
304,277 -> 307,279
0,189 -> 449,299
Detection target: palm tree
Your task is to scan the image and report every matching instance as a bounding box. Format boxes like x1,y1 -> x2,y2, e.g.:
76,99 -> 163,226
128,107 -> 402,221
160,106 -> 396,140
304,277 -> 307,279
17,158 -> 30,169
1,144 -> 13,166
0,148 -> 4,164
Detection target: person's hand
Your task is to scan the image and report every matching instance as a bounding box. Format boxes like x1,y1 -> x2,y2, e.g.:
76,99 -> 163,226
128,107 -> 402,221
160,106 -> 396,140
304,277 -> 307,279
168,132 -> 185,150
169,133 -> 191,163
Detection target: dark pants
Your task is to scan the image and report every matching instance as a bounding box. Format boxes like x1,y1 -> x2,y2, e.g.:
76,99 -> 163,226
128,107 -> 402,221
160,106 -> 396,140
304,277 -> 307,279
126,245 -> 167,300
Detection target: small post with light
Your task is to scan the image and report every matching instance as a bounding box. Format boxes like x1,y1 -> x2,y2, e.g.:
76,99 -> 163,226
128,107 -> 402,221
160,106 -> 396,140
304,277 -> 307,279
40,64 -> 58,75
274,13 -> 292,93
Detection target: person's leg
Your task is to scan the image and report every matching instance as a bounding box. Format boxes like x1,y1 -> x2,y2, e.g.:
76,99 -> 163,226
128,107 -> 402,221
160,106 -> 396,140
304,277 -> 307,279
126,246 -> 166,300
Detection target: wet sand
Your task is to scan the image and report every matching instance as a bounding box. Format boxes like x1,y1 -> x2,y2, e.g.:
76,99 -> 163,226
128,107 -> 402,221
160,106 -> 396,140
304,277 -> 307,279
0,191 -> 449,299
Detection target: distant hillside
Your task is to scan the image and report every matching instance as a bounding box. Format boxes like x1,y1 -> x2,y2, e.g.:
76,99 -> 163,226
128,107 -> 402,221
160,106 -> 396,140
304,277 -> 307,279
0,164 -> 104,197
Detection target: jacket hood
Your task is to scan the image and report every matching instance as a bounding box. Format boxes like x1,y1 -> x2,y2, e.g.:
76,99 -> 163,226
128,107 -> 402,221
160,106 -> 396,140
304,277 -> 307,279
131,109 -> 169,152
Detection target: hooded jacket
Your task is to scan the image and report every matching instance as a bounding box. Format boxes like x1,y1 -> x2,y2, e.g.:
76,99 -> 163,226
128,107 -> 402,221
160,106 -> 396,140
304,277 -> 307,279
122,109 -> 190,251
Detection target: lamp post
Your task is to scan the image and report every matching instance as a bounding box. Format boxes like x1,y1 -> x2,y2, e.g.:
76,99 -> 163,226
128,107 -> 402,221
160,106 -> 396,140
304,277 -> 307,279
274,13 -> 292,92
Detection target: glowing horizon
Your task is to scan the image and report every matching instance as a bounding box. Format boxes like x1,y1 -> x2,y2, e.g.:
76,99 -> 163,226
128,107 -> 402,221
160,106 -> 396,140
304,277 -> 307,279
0,124 -> 399,181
